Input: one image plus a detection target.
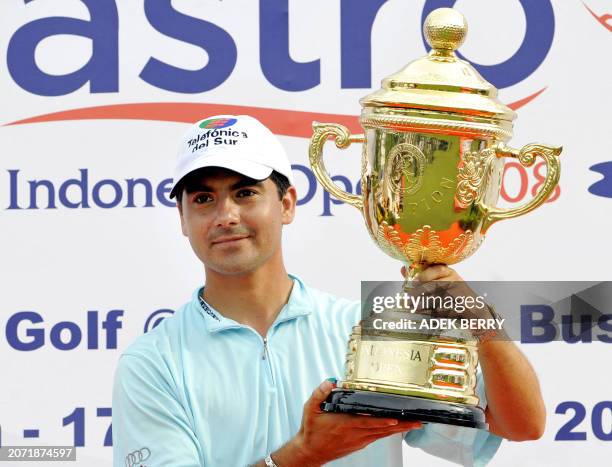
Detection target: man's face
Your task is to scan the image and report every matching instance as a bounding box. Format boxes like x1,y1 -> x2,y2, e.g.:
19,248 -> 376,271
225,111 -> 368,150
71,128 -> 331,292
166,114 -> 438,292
178,168 -> 296,276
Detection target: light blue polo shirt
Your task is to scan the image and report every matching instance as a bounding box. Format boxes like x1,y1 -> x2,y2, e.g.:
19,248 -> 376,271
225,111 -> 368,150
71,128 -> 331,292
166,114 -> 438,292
112,275 -> 502,466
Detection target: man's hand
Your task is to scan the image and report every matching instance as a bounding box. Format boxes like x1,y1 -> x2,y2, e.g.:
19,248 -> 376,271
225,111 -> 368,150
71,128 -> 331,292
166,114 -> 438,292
268,380 -> 421,466
409,264 -> 459,282
402,264 -> 547,441
402,264 -> 494,321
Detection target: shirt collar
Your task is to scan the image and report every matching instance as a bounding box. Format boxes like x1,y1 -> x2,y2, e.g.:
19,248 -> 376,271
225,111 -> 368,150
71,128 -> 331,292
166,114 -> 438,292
194,274 -> 313,333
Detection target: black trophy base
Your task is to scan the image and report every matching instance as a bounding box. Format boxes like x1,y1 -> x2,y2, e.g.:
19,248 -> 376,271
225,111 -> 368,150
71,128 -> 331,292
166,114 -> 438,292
321,389 -> 487,429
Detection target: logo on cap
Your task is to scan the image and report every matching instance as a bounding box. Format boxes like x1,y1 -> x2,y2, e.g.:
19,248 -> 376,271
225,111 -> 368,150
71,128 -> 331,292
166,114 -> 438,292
199,118 -> 237,129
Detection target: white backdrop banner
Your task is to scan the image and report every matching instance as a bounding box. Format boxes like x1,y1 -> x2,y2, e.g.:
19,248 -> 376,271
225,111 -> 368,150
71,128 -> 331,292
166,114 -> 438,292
1,0 -> 611,465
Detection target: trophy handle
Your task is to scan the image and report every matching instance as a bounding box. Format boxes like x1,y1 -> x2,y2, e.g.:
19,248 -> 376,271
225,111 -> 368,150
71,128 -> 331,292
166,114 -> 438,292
309,122 -> 364,210
481,142 -> 562,233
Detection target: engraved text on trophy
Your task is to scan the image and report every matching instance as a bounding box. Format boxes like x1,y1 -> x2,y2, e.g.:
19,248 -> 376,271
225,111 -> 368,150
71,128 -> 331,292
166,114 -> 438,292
356,342 -> 432,386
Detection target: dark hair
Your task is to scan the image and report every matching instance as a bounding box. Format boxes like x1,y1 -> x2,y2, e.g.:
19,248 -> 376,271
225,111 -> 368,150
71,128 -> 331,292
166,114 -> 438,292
175,168 -> 291,204
268,170 -> 291,199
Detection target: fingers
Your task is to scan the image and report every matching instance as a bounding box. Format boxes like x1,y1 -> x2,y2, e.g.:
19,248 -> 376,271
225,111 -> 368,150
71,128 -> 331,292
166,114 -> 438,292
403,264 -> 464,284
361,423 -> 422,443
331,414 -> 421,430
415,265 -> 450,282
351,417 -> 403,429
415,264 -> 457,282
394,420 -> 422,431
305,380 -> 335,414
356,421 -> 423,447
358,420 -> 422,433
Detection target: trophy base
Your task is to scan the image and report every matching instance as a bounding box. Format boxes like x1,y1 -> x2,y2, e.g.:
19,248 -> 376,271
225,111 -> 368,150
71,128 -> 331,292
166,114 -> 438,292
321,389 -> 487,429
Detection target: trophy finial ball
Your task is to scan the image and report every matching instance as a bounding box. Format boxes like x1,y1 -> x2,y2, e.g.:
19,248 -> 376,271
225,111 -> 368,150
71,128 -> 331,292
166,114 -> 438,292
424,8 -> 468,52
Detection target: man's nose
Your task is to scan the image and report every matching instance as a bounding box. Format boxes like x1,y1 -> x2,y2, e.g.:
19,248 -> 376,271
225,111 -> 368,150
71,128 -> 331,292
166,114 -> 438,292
214,197 -> 240,227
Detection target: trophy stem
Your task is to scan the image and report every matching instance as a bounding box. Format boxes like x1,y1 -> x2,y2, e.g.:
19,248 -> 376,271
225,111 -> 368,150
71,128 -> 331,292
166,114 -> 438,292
403,262 -> 427,290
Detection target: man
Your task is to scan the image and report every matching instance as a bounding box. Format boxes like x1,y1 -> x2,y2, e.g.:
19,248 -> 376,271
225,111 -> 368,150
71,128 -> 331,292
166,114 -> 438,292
113,115 -> 545,466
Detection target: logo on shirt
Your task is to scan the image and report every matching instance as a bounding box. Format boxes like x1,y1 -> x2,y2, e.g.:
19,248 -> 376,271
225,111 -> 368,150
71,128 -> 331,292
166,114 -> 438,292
199,293 -> 221,322
199,117 -> 238,129
125,447 -> 150,467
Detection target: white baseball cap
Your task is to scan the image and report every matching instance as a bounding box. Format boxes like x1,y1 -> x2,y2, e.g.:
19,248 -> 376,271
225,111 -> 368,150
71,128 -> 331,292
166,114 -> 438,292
169,115 -> 294,199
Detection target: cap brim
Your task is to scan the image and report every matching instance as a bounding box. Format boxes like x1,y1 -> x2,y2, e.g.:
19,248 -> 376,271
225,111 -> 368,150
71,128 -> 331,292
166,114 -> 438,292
169,155 -> 274,199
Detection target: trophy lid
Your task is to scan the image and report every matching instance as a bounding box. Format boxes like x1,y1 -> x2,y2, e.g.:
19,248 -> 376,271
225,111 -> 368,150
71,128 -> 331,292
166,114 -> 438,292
361,8 -> 516,122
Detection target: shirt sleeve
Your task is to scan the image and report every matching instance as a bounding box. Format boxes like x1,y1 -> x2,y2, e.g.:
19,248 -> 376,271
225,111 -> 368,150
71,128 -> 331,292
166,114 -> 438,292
112,353 -> 203,467
403,373 -> 503,466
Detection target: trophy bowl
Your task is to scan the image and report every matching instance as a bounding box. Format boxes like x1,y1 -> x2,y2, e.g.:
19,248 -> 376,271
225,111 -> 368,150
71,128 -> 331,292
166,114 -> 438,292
309,8 -> 561,428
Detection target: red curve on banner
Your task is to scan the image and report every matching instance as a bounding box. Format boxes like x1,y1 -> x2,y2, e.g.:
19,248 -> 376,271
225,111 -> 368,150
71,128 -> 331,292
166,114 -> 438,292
3,88 -> 546,137
507,87 -> 547,110
583,2 -> 612,32
4,103 -> 362,138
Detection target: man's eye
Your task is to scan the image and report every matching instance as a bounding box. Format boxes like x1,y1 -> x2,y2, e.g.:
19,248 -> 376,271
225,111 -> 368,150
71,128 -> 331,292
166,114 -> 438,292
237,189 -> 256,198
194,194 -> 213,203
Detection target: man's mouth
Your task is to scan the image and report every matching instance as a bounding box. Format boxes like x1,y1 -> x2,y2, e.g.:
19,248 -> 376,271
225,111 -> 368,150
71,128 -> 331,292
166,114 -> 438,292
211,235 -> 250,246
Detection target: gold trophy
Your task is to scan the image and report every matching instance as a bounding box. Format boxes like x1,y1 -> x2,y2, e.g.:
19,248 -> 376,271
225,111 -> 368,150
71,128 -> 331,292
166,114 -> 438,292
309,8 -> 561,428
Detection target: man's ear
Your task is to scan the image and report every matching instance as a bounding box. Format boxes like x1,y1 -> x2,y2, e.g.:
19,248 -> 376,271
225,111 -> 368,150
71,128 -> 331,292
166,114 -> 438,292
177,200 -> 188,237
281,186 -> 297,225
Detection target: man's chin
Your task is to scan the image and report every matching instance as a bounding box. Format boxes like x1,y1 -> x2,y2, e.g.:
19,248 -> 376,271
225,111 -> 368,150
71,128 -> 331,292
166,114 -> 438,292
206,258 -> 261,276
